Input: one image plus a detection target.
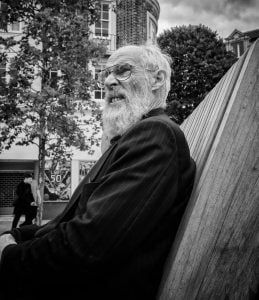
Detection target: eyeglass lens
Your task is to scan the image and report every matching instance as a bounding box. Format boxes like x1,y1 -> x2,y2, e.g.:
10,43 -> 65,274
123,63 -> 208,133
98,63 -> 133,86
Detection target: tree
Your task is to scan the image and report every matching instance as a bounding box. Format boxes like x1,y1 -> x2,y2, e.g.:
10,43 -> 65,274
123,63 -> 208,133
0,0 -> 106,222
157,24 -> 237,124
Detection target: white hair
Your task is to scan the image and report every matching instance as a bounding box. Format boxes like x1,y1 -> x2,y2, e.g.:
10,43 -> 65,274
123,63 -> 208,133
135,43 -> 172,108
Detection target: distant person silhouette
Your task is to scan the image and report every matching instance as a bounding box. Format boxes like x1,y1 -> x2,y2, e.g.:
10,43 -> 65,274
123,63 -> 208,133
11,173 -> 37,229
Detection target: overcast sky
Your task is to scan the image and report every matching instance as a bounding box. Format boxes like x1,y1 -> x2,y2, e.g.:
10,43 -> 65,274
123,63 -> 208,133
157,0 -> 259,39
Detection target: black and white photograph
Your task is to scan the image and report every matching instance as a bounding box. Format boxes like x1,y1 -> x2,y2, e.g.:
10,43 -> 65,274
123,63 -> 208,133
0,1 -> 258,299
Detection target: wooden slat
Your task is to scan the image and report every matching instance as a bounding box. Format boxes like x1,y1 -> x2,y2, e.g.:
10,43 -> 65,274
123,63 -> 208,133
159,39 -> 259,299
181,51 -> 247,175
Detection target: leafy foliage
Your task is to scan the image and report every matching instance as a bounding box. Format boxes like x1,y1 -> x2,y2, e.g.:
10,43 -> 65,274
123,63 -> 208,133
0,0 -> 106,208
158,24 -> 237,124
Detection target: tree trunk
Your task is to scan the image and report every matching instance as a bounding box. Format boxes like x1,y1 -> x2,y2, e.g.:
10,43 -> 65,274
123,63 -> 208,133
36,136 -> 46,226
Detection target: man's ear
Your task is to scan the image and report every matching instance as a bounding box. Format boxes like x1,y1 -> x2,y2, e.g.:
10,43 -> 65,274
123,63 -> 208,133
151,70 -> 166,91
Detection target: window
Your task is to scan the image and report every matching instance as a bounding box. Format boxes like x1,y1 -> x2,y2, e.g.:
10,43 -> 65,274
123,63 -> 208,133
0,61 -> 6,95
0,2 -> 21,32
0,61 -> 6,83
94,66 -> 105,100
49,70 -> 58,88
79,161 -> 96,182
10,22 -> 21,32
231,41 -> 245,58
147,14 -> 157,44
95,3 -> 109,37
0,23 -> 7,31
0,1 -> 7,31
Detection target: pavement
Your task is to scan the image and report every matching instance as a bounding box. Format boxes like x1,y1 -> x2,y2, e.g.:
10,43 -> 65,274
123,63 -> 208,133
0,215 -> 16,234
0,215 -> 49,235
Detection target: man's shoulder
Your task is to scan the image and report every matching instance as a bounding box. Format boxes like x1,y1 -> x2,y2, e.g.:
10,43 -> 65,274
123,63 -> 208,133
142,113 -> 177,126
119,113 -> 185,146
139,113 -> 183,136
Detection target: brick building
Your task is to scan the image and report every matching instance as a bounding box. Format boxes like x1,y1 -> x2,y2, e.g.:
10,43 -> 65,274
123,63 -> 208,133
0,0 -> 160,216
116,0 -> 160,47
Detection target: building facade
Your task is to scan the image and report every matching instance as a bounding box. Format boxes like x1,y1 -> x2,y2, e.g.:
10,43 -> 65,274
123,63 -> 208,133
116,0 -> 160,47
225,28 -> 259,58
0,0 -> 160,216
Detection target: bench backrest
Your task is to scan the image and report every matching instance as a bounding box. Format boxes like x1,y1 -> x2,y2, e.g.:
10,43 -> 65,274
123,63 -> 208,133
158,38 -> 259,299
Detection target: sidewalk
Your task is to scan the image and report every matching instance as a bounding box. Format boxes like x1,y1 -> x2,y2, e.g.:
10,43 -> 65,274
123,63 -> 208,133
0,215 -> 49,235
0,215 -> 13,234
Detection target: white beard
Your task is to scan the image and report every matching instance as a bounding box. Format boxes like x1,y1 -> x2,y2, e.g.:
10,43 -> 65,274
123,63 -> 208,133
101,89 -> 153,152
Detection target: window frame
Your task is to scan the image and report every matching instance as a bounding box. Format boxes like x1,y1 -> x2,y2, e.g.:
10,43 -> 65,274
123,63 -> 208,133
10,21 -> 21,32
146,12 -> 157,44
94,65 -> 105,101
94,2 -> 110,38
0,60 -> 7,83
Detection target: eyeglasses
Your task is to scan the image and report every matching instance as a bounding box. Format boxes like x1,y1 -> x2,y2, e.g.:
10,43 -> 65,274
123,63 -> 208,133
97,63 -> 134,88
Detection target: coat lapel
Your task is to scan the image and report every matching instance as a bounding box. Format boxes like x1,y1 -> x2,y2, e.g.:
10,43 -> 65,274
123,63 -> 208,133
64,108 -> 165,211
67,141 -> 117,208
35,141 -> 118,237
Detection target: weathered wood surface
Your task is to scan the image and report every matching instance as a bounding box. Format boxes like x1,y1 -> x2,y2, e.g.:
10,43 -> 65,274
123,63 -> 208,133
158,39 -> 259,299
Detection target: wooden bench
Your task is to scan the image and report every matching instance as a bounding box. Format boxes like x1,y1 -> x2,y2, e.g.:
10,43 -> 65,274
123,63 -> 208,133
158,38 -> 259,299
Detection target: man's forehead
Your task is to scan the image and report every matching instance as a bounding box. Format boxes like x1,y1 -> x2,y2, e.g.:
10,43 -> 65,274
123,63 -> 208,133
106,46 -> 143,67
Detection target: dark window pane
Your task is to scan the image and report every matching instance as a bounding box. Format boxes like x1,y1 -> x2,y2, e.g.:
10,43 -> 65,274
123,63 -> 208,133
103,4 -> 109,11
0,23 -> 7,31
95,90 -> 101,99
95,28 -> 101,35
103,11 -> 109,20
239,42 -> 244,55
50,71 -> 58,88
102,29 -> 108,37
232,42 -> 238,56
0,63 -> 6,79
102,21 -> 108,29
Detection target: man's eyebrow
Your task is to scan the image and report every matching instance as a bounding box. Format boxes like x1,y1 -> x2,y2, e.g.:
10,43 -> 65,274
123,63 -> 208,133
103,63 -> 132,71
102,64 -> 119,71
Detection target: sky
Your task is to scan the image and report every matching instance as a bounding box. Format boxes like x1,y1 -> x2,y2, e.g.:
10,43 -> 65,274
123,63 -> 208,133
157,0 -> 259,39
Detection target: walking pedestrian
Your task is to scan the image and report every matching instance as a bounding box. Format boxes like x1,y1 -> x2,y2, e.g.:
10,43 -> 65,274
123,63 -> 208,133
11,173 -> 37,229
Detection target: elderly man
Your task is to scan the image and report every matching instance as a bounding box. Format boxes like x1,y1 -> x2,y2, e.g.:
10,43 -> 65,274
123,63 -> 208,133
0,45 -> 195,300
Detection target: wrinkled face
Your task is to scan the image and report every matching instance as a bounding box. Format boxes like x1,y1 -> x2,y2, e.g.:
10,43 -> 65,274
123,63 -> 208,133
103,47 -> 147,106
101,47 -> 153,142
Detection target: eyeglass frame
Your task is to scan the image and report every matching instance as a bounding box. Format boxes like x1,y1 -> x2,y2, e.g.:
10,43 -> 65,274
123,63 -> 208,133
97,63 -> 158,88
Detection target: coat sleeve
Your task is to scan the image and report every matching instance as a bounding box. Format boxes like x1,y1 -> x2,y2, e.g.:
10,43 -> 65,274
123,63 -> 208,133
0,119 -> 182,286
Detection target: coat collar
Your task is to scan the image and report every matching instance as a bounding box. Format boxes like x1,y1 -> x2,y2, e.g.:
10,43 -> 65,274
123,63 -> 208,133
142,107 -> 165,119
110,107 -> 166,146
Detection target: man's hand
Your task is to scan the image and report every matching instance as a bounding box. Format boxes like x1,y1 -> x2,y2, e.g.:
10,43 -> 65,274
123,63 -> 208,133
0,234 -> 17,260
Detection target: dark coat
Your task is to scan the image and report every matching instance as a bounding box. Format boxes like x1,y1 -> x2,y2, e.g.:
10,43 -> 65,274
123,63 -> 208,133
0,109 -> 196,300
13,181 -> 34,214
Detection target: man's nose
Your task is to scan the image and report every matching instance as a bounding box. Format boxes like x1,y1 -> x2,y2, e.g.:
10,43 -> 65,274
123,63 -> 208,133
104,72 -> 119,88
